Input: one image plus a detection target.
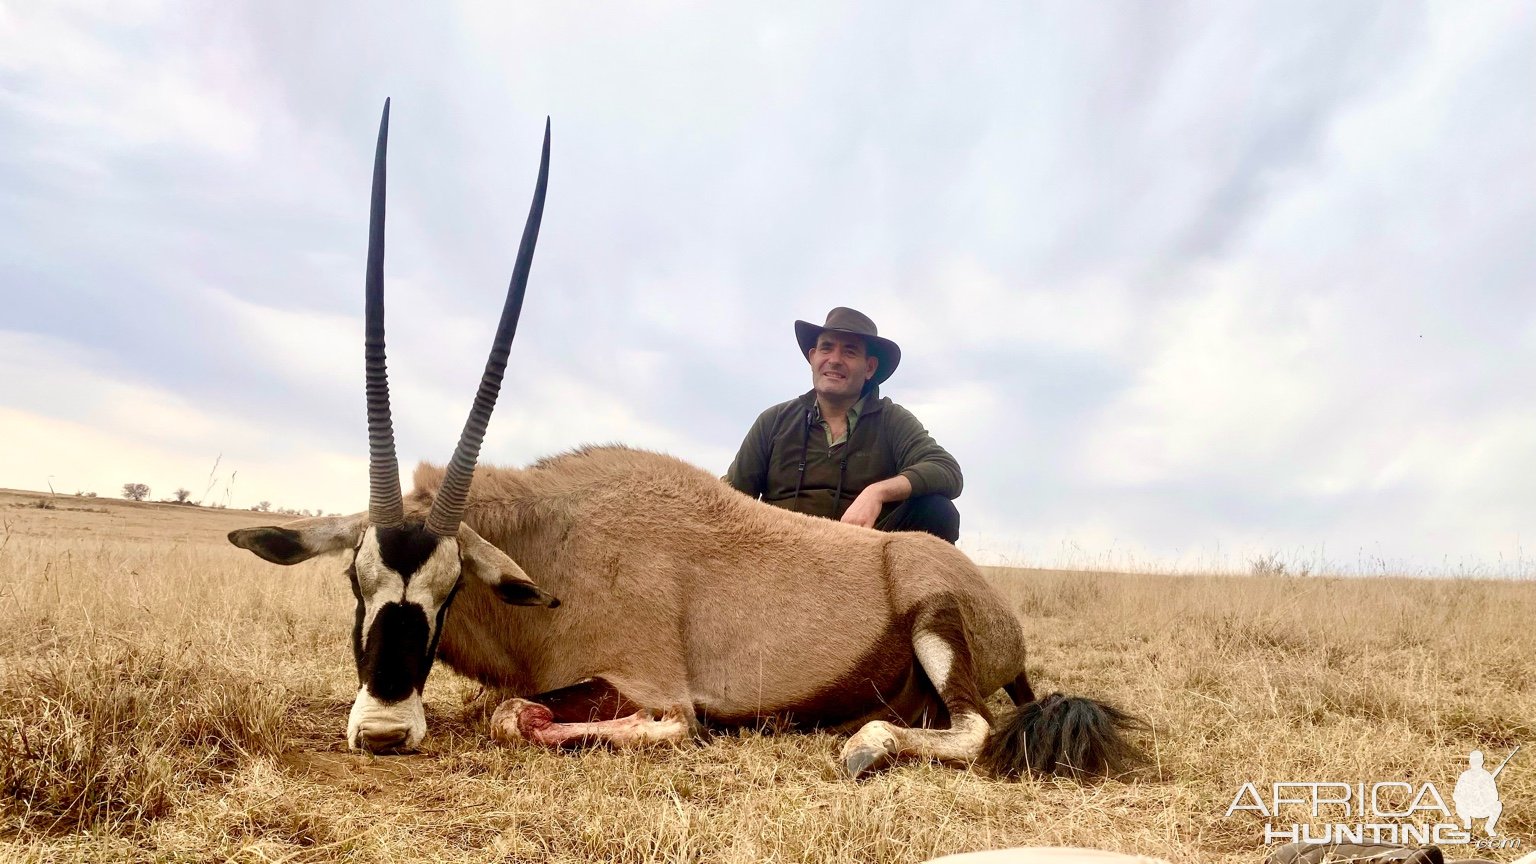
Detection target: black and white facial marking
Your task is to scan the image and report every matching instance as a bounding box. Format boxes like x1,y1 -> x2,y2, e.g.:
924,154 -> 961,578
227,513 -> 559,754
345,522 -> 465,753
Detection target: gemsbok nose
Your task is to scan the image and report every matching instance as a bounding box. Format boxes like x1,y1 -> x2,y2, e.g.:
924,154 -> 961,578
358,724 -> 411,753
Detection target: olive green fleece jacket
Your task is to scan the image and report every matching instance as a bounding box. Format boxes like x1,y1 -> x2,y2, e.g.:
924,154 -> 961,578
725,388 -> 963,521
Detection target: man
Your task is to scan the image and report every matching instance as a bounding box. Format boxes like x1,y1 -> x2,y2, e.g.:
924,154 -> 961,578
726,307 -> 963,542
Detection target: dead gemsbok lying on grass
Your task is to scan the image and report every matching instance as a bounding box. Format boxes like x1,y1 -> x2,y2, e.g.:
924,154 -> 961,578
229,101 -> 1142,780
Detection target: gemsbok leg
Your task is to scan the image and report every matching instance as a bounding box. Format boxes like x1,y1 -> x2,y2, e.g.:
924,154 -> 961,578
841,595 -> 992,778
490,677 -> 698,748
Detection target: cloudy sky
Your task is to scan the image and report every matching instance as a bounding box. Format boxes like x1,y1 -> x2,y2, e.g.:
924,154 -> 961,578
2,1 -> 1531,574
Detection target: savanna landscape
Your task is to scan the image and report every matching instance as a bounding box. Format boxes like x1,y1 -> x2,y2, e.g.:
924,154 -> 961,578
0,487 -> 1530,863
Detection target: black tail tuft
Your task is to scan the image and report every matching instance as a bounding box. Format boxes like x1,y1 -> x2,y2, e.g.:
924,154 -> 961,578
982,692 -> 1144,780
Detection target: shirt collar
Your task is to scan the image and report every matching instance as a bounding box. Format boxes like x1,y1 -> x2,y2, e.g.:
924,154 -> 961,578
810,392 -> 867,422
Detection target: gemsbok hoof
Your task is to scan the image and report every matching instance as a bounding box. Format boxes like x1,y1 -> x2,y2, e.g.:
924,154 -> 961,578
840,720 -> 899,779
843,745 -> 893,780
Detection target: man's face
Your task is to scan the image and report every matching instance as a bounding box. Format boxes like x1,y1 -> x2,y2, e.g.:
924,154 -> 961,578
808,331 -> 878,401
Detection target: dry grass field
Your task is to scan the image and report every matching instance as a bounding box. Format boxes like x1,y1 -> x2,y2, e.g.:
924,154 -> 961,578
0,487 -> 1531,863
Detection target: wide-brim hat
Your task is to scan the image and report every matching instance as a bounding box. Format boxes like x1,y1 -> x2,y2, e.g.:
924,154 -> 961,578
794,306 -> 901,388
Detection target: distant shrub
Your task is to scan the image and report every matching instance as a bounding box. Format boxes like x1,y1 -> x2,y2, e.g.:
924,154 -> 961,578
121,483 -> 150,502
1249,553 -> 1311,579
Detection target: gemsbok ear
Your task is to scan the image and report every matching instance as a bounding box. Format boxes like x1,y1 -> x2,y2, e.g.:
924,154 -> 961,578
228,514 -> 369,565
457,524 -> 561,608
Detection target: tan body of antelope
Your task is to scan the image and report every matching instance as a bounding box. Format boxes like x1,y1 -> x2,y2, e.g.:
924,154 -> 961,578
229,101 -> 1139,779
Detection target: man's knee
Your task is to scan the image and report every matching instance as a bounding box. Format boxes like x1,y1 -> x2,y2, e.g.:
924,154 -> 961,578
917,495 -> 961,543
879,494 -> 960,543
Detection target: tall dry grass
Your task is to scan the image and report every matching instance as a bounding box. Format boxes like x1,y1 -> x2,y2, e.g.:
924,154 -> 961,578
0,489 -> 1531,863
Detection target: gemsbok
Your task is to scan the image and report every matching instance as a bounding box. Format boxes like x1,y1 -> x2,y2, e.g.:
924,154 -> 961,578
228,100 -> 1142,780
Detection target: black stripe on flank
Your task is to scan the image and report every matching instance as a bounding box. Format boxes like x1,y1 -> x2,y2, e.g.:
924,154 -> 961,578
374,523 -> 441,578
362,602 -> 430,703
719,610 -> 938,730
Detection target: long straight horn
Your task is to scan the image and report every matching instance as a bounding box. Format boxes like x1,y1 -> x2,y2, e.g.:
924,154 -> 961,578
365,98 -> 404,528
425,118 -> 550,537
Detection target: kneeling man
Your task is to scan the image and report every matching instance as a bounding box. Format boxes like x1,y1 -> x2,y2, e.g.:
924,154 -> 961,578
726,307 -> 962,542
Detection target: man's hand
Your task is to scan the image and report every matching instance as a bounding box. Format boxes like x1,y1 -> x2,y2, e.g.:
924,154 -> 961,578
840,488 -> 885,529
840,475 -> 913,529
